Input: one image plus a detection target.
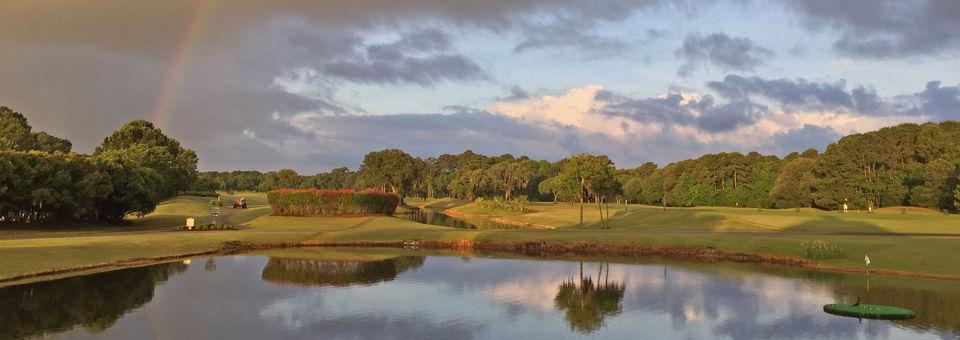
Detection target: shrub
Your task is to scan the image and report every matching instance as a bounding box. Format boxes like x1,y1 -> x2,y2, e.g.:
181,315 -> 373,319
474,196 -> 527,212
267,189 -> 399,216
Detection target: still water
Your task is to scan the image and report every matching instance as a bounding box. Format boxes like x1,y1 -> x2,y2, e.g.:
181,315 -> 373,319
398,209 -> 518,229
2,248 -> 958,340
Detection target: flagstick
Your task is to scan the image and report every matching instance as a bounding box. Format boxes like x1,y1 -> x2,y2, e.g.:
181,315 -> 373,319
865,254 -> 871,304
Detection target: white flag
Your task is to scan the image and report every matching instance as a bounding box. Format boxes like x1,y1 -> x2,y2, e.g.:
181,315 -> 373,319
864,254 -> 871,266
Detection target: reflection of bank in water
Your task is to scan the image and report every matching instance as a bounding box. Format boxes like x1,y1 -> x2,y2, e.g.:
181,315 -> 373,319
261,256 -> 425,287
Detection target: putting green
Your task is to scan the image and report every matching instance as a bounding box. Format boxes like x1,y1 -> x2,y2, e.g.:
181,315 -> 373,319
823,303 -> 916,320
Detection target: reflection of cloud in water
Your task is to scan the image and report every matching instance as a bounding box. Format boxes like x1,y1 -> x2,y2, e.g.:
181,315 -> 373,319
619,265 -> 893,339
485,274 -> 563,312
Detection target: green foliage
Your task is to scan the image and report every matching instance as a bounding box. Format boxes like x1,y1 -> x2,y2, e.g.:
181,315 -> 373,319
813,122 -> 960,210
554,154 -> 619,203
210,198 -> 223,207
357,149 -> 424,198
621,152 -> 781,208
954,173 -> 960,211
770,157 -> 817,208
194,171 -> 263,192
484,159 -> 535,200
0,151 -> 160,223
800,240 -> 846,260
0,106 -> 72,153
0,106 -> 37,151
93,119 -> 198,199
473,196 -> 527,212
267,189 -> 400,216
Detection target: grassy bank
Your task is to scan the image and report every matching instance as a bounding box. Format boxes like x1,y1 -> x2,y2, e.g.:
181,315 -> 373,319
1,195 -> 959,283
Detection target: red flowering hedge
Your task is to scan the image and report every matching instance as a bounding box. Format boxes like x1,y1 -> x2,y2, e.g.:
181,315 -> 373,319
267,189 -> 400,216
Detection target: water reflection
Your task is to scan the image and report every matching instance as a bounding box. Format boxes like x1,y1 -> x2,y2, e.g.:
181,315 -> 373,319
554,262 -> 625,333
1,251 -> 958,339
0,262 -> 187,339
399,209 -> 519,229
261,255 -> 425,287
399,209 -> 478,229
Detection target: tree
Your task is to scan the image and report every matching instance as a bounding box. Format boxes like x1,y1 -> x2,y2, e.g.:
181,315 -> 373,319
485,159 -> 534,200
769,157 -> 817,208
954,172 -> 960,211
276,169 -> 302,188
0,106 -> 36,151
0,106 -> 72,153
357,149 -> 423,201
554,154 -> 617,227
33,131 -> 72,153
538,177 -> 560,203
93,120 -> 198,199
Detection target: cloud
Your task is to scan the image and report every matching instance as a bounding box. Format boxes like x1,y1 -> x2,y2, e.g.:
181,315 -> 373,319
706,75 -> 879,113
779,0 -> 960,58
707,75 -> 960,122
771,124 -> 842,153
910,81 -> 960,120
675,33 -> 774,76
512,18 -> 630,58
598,90 -> 767,133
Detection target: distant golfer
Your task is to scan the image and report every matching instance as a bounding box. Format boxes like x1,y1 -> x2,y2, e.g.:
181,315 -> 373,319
843,203 -> 849,213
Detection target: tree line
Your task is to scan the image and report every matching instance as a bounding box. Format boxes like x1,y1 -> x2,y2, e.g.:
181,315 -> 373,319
198,121 -> 960,214
0,107 -> 198,223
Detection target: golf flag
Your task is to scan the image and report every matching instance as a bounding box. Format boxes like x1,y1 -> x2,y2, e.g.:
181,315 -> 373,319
865,254 -> 871,266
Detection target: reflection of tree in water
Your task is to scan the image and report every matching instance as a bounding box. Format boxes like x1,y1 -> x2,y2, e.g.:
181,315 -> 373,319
204,257 -> 217,272
261,256 -> 425,287
0,262 -> 188,339
554,262 -> 625,333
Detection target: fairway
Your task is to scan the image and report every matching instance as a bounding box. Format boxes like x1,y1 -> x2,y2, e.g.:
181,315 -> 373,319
2,195 -> 960,284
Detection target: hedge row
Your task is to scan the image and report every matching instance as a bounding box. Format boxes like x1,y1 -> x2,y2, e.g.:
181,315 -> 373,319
267,189 -> 399,216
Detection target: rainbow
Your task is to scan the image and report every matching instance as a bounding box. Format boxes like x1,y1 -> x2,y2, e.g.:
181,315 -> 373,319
148,0 -> 216,130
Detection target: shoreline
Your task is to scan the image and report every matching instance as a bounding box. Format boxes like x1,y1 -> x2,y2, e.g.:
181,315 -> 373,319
4,238 -> 959,286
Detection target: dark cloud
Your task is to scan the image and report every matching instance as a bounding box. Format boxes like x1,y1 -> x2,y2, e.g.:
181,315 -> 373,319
316,28 -> 486,85
771,124 -> 842,154
689,97 -> 768,133
706,75 -> 960,120
675,33 -> 774,76
598,91 -> 766,133
512,19 -> 630,57
779,0 -> 960,58
912,81 -> 960,120
706,75 -> 878,113
497,86 -> 532,101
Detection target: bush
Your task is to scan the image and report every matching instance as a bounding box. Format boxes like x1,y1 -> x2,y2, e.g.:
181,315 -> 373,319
267,189 -> 399,216
800,240 -> 845,260
474,196 -> 527,212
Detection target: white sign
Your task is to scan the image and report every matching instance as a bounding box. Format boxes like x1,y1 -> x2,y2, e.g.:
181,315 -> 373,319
186,218 -> 195,229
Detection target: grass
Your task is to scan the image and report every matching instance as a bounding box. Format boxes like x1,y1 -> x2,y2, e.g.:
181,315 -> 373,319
1,196 -> 959,283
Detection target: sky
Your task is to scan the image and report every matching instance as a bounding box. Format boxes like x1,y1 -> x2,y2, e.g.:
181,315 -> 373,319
1,0 -> 959,173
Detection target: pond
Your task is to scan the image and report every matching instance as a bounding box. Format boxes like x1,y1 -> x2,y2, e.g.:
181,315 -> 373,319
398,209 -> 518,229
2,248 -> 958,339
